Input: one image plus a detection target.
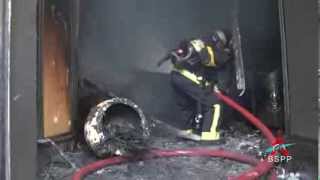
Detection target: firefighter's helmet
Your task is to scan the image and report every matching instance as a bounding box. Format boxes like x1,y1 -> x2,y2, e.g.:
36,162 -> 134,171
211,30 -> 227,47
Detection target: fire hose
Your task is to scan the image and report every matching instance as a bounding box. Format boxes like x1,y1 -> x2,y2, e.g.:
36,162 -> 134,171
72,91 -> 277,180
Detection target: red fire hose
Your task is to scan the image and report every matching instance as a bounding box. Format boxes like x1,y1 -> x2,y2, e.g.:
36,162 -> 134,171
72,91 -> 277,180
214,92 -> 276,179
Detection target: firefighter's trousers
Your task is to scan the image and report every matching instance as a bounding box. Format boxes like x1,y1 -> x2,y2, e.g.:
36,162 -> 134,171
171,71 -> 222,141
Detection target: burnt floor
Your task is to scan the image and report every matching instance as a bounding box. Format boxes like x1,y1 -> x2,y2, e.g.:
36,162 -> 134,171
37,120 -> 317,180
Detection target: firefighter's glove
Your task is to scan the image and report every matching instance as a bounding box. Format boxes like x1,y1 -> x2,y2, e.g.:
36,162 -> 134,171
213,85 -> 220,93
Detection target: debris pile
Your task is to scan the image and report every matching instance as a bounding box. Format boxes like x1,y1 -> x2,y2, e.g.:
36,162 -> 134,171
37,120 -> 268,180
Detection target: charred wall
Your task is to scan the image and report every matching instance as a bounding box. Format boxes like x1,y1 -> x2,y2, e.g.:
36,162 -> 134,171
281,0 -> 318,139
239,0 -> 283,128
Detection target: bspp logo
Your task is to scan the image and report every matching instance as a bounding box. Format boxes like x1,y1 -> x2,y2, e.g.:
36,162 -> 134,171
260,143 -> 294,163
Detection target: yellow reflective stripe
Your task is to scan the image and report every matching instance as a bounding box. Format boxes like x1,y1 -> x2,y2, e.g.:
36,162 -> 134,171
174,66 -> 212,87
177,68 -> 201,85
206,46 -> 216,67
190,39 -> 205,52
201,104 -> 221,141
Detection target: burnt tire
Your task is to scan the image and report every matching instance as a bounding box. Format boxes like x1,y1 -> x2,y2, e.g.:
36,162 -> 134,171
84,97 -> 149,157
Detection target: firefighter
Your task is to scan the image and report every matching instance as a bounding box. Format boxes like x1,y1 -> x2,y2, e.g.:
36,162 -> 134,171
158,30 -> 233,141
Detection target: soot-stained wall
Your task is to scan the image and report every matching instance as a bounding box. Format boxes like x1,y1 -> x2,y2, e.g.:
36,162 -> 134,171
78,0 -> 281,127
239,0 -> 281,72
238,0 -> 283,127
